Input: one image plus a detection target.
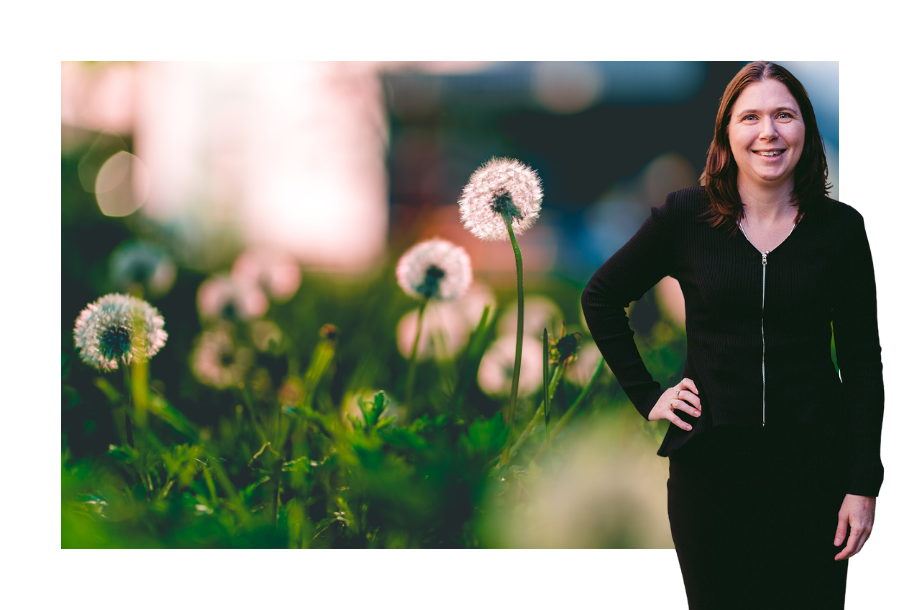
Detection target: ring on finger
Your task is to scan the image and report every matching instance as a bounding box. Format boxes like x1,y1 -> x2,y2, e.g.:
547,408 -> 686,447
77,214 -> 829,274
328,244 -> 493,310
675,390 -> 680,399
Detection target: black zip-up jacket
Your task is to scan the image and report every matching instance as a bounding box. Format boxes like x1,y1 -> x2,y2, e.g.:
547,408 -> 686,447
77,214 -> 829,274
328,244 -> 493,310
581,187 -> 884,497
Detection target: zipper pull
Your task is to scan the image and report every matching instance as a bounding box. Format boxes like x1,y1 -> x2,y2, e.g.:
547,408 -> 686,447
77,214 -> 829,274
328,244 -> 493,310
762,251 -> 768,265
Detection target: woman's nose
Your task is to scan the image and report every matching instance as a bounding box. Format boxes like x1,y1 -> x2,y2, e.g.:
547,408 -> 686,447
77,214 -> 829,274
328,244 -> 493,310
759,117 -> 779,140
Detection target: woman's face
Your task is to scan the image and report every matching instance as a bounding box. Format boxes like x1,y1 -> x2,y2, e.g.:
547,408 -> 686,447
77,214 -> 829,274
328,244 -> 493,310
727,79 -> 806,191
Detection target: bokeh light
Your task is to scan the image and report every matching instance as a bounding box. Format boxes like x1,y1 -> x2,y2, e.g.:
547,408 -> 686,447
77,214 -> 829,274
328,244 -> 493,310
477,334 -> 544,397
94,151 -> 150,217
396,303 -> 469,361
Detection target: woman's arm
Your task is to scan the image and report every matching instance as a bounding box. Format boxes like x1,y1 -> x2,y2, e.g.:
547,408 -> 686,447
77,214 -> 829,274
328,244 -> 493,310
581,194 -> 677,420
832,210 -> 884,498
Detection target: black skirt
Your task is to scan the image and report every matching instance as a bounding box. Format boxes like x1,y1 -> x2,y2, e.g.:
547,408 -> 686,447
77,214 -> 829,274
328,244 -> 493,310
667,424 -> 852,610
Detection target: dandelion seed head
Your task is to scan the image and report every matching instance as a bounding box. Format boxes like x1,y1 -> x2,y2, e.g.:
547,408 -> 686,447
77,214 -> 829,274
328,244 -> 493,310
396,238 -> 472,301
459,157 -> 543,242
251,320 -> 283,352
197,275 -> 268,321
191,325 -> 253,389
109,240 -> 177,297
100,325 -> 131,361
232,248 -> 301,303
477,334 -> 543,398
73,293 -> 168,371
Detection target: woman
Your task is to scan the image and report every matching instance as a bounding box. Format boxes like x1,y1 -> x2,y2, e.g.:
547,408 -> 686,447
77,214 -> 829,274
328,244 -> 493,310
581,62 -> 883,609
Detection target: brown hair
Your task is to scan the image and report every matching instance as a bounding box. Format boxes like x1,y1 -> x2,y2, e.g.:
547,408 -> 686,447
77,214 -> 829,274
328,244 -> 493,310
699,61 -> 831,234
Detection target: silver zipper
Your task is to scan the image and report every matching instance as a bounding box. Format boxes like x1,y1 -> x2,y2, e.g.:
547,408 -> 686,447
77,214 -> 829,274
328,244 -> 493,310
738,215 -> 802,427
761,251 -> 768,427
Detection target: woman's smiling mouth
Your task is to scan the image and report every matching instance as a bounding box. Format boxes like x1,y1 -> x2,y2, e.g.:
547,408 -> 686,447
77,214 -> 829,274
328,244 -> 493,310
753,149 -> 786,158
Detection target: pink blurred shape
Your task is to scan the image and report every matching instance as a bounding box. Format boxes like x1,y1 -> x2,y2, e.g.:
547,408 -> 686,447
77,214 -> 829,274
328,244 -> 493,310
94,151 -> 150,217
61,62 -> 135,133
197,274 -> 268,321
396,303 -> 469,361
232,248 -> 301,302
135,62 -> 389,273
478,334 -> 544,398
498,295 -> 564,339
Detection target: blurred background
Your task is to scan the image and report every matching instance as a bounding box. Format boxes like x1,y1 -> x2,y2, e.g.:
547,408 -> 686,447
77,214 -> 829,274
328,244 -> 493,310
61,61 -> 838,548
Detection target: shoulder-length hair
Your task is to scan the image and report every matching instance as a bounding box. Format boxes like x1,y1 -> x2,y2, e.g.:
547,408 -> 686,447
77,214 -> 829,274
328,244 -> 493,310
699,61 -> 831,234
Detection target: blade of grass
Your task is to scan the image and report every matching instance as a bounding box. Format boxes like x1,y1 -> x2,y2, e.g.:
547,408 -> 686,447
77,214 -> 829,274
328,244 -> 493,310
503,362 -> 565,462
533,355 -> 605,463
543,328 -> 551,462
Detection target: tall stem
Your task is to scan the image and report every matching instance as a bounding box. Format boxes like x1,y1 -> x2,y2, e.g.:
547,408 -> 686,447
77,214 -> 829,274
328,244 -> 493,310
505,363 -> 564,461
273,459 -> 281,528
405,298 -> 429,405
122,361 -> 134,448
499,215 -> 524,467
543,329 -> 551,463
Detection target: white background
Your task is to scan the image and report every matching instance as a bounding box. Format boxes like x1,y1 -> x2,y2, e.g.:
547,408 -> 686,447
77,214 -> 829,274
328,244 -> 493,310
3,2 -> 896,608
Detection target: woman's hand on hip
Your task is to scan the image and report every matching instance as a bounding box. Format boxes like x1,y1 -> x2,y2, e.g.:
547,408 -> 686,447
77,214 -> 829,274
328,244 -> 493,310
834,494 -> 876,560
649,378 -> 701,431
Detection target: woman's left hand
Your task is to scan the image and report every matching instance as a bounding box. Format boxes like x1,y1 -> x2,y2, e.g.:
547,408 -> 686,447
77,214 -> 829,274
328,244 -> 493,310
834,494 -> 876,560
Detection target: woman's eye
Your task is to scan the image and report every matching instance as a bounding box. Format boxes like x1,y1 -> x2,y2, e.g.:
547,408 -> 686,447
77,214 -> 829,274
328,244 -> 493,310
777,112 -> 793,119
742,114 -> 757,121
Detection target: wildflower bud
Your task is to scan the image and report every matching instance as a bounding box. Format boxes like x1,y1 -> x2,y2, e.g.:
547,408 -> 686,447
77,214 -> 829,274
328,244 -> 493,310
553,331 -> 581,363
320,324 -> 339,340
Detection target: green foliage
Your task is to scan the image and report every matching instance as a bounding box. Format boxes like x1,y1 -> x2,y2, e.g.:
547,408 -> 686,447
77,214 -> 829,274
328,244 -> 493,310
61,135 -> 681,548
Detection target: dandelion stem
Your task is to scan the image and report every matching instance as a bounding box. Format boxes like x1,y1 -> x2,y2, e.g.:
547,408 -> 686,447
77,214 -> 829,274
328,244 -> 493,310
272,460 -> 281,528
121,361 -> 135,448
405,298 -> 429,405
543,329 -> 551,462
505,362 -> 564,462
499,214 -> 524,467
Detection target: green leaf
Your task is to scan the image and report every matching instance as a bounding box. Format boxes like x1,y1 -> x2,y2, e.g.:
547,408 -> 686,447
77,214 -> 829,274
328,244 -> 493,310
148,394 -> 198,441
108,444 -> 137,463
281,457 -> 313,473
368,391 -> 387,426
460,412 -> 506,456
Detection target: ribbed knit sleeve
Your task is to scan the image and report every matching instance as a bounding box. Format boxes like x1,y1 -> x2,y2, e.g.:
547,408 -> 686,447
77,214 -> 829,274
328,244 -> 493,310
832,213 -> 884,497
581,197 -> 676,420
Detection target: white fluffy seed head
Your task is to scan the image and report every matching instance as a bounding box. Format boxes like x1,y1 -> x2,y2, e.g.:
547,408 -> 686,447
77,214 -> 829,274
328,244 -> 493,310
108,240 -> 177,297
191,325 -> 253,389
73,293 -> 168,371
395,238 -> 473,301
231,248 -> 301,302
459,157 -> 543,242
197,274 -> 269,321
